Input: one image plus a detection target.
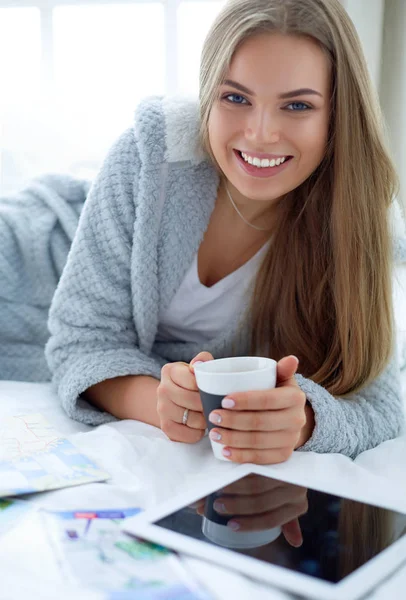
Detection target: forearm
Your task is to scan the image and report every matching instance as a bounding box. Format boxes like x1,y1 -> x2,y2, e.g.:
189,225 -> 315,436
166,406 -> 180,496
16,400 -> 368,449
84,375 -> 161,428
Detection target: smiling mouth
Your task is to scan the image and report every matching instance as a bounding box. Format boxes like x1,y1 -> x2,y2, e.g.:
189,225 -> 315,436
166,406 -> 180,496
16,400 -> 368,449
235,150 -> 293,168
233,150 -> 294,175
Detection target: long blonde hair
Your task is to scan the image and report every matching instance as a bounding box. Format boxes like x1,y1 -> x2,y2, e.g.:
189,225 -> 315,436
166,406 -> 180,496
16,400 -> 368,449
199,0 -> 398,395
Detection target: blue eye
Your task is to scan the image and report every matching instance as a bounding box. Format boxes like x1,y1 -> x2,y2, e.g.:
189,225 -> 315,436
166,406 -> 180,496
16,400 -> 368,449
224,93 -> 248,105
286,102 -> 311,111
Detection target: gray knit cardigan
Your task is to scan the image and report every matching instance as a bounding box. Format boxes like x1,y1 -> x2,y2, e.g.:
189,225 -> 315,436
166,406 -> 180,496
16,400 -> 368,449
24,96 -> 406,457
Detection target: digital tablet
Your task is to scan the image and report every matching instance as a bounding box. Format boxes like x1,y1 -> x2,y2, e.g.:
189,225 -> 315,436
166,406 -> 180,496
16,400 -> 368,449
123,466 -> 406,600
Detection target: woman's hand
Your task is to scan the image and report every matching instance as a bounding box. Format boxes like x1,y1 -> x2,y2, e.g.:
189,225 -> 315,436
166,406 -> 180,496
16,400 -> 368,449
157,351 -> 214,443
208,356 -> 315,464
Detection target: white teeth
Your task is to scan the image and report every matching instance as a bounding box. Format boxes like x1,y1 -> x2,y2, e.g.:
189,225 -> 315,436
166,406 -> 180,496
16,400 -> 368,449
240,152 -> 288,168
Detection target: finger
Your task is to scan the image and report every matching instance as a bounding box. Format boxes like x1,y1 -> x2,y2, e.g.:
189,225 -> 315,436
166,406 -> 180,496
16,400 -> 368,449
189,352 -> 215,371
170,362 -> 200,392
214,485 -> 307,516
282,518 -> 303,547
159,378 -> 204,412
174,406 -> 207,430
209,427 -> 300,450
160,419 -> 205,444
214,386 -> 306,413
209,407 -> 305,432
226,500 -> 307,532
158,395 -> 206,429
276,355 -> 300,387
219,446 -> 294,464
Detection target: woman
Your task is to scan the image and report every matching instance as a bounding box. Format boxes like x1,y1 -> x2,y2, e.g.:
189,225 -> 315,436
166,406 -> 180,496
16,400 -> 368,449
46,0 -> 404,463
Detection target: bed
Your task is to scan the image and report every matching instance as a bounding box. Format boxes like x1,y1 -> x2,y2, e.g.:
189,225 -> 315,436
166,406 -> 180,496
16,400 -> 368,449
0,372 -> 405,600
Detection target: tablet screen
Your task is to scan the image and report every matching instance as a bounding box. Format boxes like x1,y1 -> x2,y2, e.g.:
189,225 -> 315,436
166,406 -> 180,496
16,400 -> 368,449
153,473 -> 406,583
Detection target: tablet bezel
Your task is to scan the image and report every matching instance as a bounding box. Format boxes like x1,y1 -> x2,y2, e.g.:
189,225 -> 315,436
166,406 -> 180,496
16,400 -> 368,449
123,464 -> 406,600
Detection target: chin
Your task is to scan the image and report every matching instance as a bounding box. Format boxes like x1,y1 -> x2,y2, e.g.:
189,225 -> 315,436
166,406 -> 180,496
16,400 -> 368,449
232,178 -> 286,202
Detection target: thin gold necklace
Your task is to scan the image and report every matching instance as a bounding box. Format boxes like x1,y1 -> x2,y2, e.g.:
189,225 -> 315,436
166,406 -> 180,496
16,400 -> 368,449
225,182 -> 271,232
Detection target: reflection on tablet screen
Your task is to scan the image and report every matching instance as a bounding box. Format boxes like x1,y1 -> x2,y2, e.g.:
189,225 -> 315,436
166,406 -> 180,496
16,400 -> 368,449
154,473 -> 406,583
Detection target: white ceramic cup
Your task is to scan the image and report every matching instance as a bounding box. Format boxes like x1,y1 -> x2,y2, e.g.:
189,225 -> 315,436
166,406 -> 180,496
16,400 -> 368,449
194,357 -> 277,461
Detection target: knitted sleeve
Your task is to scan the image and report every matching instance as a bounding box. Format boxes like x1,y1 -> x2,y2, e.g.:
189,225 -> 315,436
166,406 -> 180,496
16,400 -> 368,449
296,354 -> 405,458
45,128 -> 164,425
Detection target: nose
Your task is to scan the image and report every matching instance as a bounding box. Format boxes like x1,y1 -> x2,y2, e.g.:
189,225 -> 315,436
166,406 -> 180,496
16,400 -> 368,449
245,108 -> 281,145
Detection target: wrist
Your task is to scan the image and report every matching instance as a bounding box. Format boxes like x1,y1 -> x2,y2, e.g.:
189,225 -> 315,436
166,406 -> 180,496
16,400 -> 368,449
85,375 -> 161,427
296,401 -> 315,448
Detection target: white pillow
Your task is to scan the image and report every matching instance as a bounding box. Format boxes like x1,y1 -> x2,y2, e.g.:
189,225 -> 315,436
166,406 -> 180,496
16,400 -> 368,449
394,264 -> 406,370
390,200 -> 406,370
390,198 -> 406,369
390,199 -> 406,239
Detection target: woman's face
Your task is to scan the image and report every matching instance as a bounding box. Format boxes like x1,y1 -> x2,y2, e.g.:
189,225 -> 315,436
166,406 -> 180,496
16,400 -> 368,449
208,33 -> 331,205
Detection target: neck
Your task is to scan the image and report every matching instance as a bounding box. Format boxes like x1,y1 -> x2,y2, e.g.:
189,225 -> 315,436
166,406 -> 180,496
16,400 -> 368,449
221,179 -> 277,232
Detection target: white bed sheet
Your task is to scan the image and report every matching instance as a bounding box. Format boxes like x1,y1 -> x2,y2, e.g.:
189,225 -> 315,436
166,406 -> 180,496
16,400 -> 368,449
0,374 -> 405,600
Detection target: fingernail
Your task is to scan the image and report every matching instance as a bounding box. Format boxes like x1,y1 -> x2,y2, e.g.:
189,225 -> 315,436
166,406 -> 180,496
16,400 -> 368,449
289,355 -> 299,365
209,413 -> 222,424
213,501 -> 227,513
227,520 -> 240,531
209,431 -> 222,441
222,448 -> 231,457
221,398 -> 235,409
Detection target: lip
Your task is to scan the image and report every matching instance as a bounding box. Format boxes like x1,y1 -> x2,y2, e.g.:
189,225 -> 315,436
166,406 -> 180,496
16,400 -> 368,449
233,149 -> 293,178
238,150 -> 291,160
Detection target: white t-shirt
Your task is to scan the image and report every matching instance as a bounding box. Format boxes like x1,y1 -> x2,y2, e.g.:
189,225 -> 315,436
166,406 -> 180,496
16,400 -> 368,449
156,241 -> 270,344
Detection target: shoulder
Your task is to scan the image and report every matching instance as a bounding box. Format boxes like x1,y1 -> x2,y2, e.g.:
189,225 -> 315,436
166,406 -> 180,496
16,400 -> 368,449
132,95 -> 208,166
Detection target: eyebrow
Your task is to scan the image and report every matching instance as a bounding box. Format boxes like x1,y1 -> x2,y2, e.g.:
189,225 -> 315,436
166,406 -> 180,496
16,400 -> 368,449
222,79 -> 323,99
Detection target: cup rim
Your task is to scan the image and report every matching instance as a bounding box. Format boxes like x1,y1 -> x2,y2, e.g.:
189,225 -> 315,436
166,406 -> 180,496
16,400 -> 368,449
193,356 -> 276,375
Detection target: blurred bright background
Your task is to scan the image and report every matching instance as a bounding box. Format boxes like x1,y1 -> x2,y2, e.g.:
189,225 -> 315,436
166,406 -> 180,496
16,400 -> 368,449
0,0 -> 405,214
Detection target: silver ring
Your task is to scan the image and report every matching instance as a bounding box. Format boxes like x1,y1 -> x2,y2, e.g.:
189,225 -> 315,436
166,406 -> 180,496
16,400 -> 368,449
182,408 -> 189,426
